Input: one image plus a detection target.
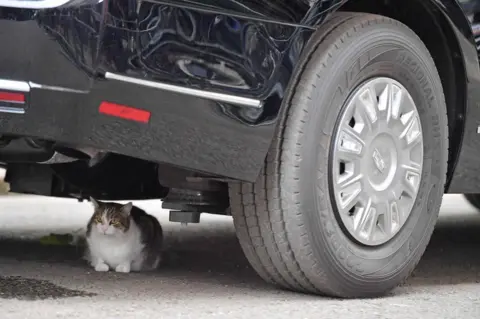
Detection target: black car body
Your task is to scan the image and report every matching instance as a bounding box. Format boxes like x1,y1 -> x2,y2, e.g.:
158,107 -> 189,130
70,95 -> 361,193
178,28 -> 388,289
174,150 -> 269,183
1,0 -> 480,298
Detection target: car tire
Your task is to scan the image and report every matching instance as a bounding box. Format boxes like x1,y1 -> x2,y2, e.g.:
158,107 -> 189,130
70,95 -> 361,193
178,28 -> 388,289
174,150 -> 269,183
464,194 -> 480,210
228,12 -> 448,298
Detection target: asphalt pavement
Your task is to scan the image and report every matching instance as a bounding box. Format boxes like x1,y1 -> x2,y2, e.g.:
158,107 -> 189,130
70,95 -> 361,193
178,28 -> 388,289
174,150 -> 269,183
0,194 -> 479,319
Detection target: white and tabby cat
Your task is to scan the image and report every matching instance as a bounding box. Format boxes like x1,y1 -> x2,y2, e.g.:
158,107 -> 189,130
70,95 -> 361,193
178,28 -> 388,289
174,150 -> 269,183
85,197 -> 163,273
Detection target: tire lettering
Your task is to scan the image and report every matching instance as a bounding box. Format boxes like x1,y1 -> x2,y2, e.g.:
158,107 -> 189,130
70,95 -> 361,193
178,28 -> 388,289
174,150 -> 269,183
395,51 -> 406,63
426,176 -> 439,215
347,59 -> 361,89
338,247 -> 346,261
325,220 -> 335,236
431,115 -> 441,138
338,51 -> 374,96
322,210 -> 366,274
396,50 -> 435,105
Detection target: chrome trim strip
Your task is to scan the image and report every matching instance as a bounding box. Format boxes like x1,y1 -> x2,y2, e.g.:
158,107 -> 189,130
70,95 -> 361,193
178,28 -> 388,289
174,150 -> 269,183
0,106 -> 25,114
29,82 -> 89,94
0,79 -> 30,92
104,72 -> 263,108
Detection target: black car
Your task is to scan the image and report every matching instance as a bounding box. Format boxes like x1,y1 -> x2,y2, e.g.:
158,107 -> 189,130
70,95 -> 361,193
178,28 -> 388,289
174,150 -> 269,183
1,0 -> 480,298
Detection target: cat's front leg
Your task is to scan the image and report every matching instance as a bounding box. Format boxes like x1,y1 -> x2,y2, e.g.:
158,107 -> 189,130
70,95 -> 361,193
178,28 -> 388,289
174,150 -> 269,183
115,261 -> 131,273
94,259 -> 109,272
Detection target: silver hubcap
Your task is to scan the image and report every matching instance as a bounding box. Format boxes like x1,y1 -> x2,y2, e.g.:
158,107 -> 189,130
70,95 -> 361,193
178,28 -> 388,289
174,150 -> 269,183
332,77 -> 423,246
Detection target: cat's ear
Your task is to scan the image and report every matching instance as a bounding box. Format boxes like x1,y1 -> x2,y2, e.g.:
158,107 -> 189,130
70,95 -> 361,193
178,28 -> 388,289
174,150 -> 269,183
120,202 -> 133,216
89,196 -> 100,210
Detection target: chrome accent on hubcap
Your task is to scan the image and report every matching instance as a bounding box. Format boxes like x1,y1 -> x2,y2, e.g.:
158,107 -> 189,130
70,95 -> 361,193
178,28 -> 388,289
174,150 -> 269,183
332,77 -> 423,246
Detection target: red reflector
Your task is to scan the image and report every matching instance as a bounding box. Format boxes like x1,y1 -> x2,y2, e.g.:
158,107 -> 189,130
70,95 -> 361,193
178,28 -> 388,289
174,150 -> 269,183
99,102 -> 150,123
0,91 -> 25,103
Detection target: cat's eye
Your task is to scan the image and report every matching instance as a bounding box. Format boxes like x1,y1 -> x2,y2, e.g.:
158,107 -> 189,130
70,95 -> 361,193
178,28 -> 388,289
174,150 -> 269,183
110,220 -> 121,226
94,216 -> 102,223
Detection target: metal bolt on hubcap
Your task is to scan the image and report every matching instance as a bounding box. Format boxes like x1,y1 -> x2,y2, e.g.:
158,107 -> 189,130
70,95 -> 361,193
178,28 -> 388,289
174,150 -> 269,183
332,77 -> 423,246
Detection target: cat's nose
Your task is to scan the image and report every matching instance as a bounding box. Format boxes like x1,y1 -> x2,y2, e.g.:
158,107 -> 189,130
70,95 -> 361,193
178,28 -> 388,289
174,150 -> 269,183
101,225 -> 109,232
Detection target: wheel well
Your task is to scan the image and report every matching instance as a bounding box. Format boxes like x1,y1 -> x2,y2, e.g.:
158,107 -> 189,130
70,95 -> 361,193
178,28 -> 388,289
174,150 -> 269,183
337,0 -> 467,185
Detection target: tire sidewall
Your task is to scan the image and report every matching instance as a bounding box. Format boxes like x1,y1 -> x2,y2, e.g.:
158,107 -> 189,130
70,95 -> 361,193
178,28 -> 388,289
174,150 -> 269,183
295,23 -> 447,287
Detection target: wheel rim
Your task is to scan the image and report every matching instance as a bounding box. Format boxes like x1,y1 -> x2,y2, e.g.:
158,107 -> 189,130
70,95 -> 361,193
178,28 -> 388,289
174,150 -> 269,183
331,77 -> 424,246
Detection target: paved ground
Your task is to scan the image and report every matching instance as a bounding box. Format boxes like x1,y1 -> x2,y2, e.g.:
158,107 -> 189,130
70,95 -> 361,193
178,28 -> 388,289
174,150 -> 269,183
0,194 -> 479,318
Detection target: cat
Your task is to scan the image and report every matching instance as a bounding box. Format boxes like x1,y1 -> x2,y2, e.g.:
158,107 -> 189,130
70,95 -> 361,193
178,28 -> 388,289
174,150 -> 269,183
84,197 -> 163,273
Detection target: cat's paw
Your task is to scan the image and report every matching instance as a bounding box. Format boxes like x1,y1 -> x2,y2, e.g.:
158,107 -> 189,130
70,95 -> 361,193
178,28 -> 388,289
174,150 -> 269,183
94,262 -> 109,272
115,263 -> 131,273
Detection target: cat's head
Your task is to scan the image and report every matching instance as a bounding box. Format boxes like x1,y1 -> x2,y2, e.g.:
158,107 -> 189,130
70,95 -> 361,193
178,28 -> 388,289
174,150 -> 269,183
89,197 -> 133,236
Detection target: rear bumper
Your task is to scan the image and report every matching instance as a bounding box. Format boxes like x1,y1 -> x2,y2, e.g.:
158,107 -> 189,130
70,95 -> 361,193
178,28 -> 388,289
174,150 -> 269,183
2,78 -> 273,181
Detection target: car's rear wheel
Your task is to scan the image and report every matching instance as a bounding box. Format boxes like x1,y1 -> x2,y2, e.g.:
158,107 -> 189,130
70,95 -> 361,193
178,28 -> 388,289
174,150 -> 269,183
228,12 -> 448,298
464,194 -> 480,210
